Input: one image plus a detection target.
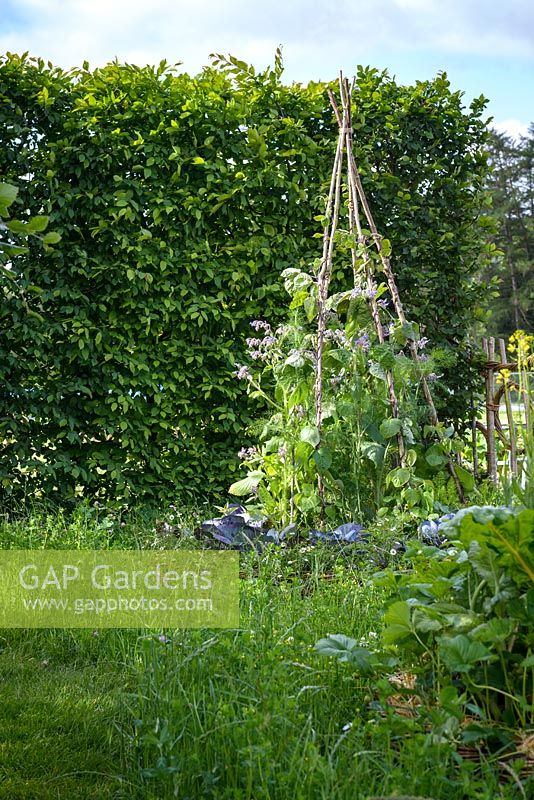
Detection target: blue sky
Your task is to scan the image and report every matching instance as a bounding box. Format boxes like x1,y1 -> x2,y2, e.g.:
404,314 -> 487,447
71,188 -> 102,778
1,0 -> 532,138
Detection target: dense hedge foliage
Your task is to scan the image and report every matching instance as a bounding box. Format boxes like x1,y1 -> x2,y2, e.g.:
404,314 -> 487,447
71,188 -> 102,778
0,53 -> 490,503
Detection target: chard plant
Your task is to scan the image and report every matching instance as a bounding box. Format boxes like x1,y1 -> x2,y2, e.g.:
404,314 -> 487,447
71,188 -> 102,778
317,504 -> 534,754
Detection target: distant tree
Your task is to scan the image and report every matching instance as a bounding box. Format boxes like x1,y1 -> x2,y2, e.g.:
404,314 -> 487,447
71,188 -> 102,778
484,126 -> 534,336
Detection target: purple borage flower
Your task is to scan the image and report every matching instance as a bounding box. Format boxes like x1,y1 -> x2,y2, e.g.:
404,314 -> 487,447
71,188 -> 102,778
250,320 -> 271,332
238,446 -> 257,460
354,332 -> 371,351
324,329 -> 349,346
235,364 -> 252,380
246,332 -> 276,356
335,330 -> 349,346
291,404 -> 306,419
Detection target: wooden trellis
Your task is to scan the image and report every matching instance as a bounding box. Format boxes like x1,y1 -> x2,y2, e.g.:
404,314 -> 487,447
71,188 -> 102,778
477,337 -> 532,483
314,74 -> 466,514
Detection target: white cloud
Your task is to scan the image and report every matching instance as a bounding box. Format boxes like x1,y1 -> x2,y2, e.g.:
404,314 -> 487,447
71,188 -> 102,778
493,119 -> 530,140
393,0 -> 438,11
0,0 -> 532,127
0,0 -> 289,73
1,0 -> 533,73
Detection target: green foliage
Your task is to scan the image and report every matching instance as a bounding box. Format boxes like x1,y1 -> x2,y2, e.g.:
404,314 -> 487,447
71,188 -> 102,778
318,505 -> 534,747
0,54 -> 331,503
0,505 -> 528,798
0,636 -> 130,798
232,267 -> 476,525
346,71 -> 491,424
507,331 -> 534,509
0,180 -> 59,260
0,53 -> 490,503
129,542 -> 503,800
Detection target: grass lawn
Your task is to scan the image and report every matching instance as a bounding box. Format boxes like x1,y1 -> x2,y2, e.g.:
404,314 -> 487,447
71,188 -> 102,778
0,630 -> 130,799
0,509 -> 530,799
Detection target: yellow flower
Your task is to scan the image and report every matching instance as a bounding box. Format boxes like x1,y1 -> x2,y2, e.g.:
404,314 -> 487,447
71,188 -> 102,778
508,330 -> 533,362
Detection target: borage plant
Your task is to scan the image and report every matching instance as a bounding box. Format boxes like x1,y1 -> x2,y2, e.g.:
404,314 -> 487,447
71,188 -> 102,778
231,316 -> 319,526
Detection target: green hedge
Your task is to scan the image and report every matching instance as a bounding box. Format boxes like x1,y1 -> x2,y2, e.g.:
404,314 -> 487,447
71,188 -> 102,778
0,54 -> 490,503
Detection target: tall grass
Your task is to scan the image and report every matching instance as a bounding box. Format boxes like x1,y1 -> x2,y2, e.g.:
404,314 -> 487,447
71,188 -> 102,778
124,546 -> 524,800
0,511 -> 528,799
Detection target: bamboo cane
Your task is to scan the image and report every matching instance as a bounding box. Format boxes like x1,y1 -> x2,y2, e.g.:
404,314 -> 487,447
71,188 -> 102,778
332,79 -> 406,466
314,97 -> 347,518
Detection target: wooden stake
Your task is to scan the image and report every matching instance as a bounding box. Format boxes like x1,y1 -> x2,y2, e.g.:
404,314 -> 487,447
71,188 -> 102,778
470,391 -> 479,482
499,337 -> 517,477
